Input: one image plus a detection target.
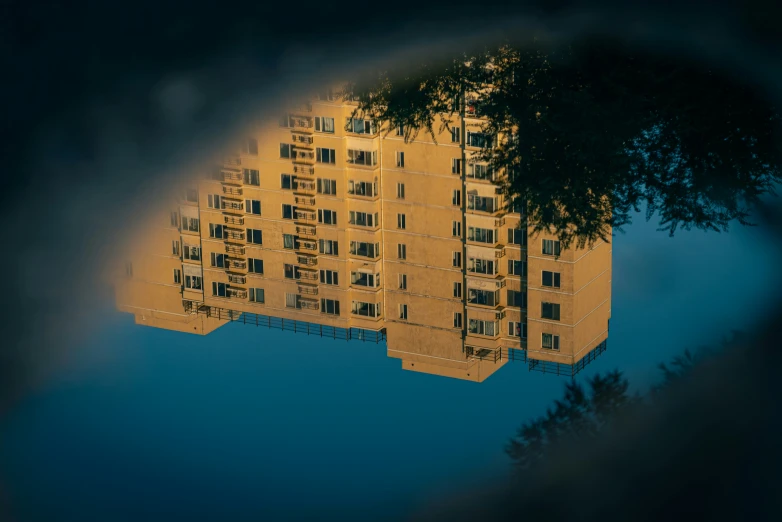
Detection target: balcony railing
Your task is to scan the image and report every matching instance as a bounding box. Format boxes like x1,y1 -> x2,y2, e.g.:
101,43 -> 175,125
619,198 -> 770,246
291,117 -> 312,129
298,285 -> 318,296
223,186 -> 243,196
293,165 -> 315,175
295,210 -> 316,221
222,201 -> 243,212
294,150 -> 315,162
495,217 -> 505,227
225,229 -> 245,241
223,156 -> 242,166
297,255 -> 317,266
222,169 -> 242,182
295,196 -> 316,206
292,134 -> 314,145
299,269 -> 319,281
224,216 -> 244,226
295,181 -> 316,193
299,298 -> 319,310
226,245 -> 246,255
291,102 -> 313,113
296,225 -> 316,236
297,239 -> 318,251
228,274 -> 247,285
227,288 -> 248,299
226,259 -> 247,270
495,248 -> 506,259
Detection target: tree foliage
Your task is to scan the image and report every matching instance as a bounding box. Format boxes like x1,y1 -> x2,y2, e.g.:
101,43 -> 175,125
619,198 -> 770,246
344,38 -> 782,248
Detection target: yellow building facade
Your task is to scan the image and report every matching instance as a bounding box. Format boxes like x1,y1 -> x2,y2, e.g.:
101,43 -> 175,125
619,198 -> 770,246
115,88 -> 612,382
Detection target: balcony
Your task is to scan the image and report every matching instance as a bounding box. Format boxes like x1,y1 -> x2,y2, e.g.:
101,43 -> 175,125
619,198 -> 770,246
295,209 -> 316,222
495,217 -> 505,227
495,247 -> 506,259
295,179 -> 316,192
299,269 -> 319,281
295,195 -> 316,206
292,134 -> 314,146
226,245 -> 246,256
222,201 -> 243,213
296,224 -> 317,236
297,255 -> 317,266
296,238 -> 318,251
293,165 -> 315,176
223,186 -> 243,197
224,215 -> 244,226
291,102 -> 313,114
222,168 -> 242,183
299,297 -> 319,310
228,274 -> 247,285
226,258 -> 247,271
227,288 -> 248,299
298,285 -> 318,296
291,116 -> 312,129
223,156 -> 242,167
224,229 -> 245,241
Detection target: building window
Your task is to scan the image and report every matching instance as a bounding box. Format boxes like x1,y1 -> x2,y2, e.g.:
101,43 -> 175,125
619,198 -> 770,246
542,333 -> 560,350
350,241 -> 379,258
348,211 -> 377,227
468,163 -> 495,181
397,183 -> 405,199
285,293 -> 301,309
245,138 -> 258,155
397,214 -> 406,229
452,190 -> 461,206
173,269 -> 181,284
509,321 -> 527,338
508,290 -> 527,308
243,169 -> 260,186
468,319 -> 497,336
452,221 -> 462,236
249,288 -> 265,303
207,194 -> 222,209
468,258 -> 495,275
182,216 -> 199,232
283,234 -> 295,249
318,209 -> 337,225
280,143 -> 293,159
398,274 -> 407,289
452,251 -> 462,267
542,271 -> 561,288
320,269 -> 339,285
284,264 -> 300,279
321,298 -> 340,315
468,226 -> 496,244
172,240 -> 180,256
399,304 -> 408,320
396,124 -> 405,136
209,223 -> 224,239
318,239 -> 339,256
185,188 -> 198,203
347,118 -> 377,134
452,158 -> 462,174
282,204 -> 295,220
314,116 -> 335,133
467,194 -> 497,213
279,115 -> 291,128
541,302 -> 561,321
247,229 -> 263,245
317,178 -> 337,195
466,131 -> 493,148
351,272 -> 378,287
453,312 -> 463,328
453,282 -> 462,298
351,301 -> 381,318
348,180 -> 377,197
542,239 -> 561,256
246,199 -> 261,215
185,275 -> 202,290
211,253 -> 226,268
281,174 -> 294,190
248,258 -> 263,274
468,288 -> 499,306
183,244 -> 201,261
508,228 -> 527,246
170,211 -> 179,227
346,149 -> 378,166
397,244 -> 407,260
451,127 -> 460,143
316,147 -> 336,164
212,281 -> 226,297
509,260 -> 527,277
396,151 -> 405,168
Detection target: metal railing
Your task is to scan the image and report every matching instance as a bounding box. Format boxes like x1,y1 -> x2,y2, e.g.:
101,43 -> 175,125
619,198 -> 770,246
226,245 -> 246,255
226,259 -> 247,270
293,165 -> 315,175
297,255 -> 317,266
299,270 -> 319,281
223,186 -> 243,196
228,274 -> 246,284
222,169 -> 242,182
298,285 -> 318,295
223,156 -> 242,166
224,216 -> 244,226
296,225 -> 316,236
225,230 -> 245,241
295,196 -> 316,206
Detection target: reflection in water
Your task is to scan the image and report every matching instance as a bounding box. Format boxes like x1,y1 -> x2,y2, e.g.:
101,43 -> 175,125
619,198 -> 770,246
115,86 -> 611,382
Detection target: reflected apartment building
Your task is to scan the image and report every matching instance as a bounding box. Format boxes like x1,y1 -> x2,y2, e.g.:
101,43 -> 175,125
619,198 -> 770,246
115,88 -> 612,382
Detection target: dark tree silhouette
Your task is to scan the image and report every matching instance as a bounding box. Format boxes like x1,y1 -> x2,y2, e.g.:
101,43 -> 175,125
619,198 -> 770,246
345,38 -> 782,248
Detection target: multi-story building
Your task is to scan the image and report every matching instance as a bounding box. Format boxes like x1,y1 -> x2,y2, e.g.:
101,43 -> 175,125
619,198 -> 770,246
115,86 -> 612,382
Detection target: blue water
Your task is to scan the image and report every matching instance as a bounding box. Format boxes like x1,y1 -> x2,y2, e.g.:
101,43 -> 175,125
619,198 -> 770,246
1,212 -> 779,521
